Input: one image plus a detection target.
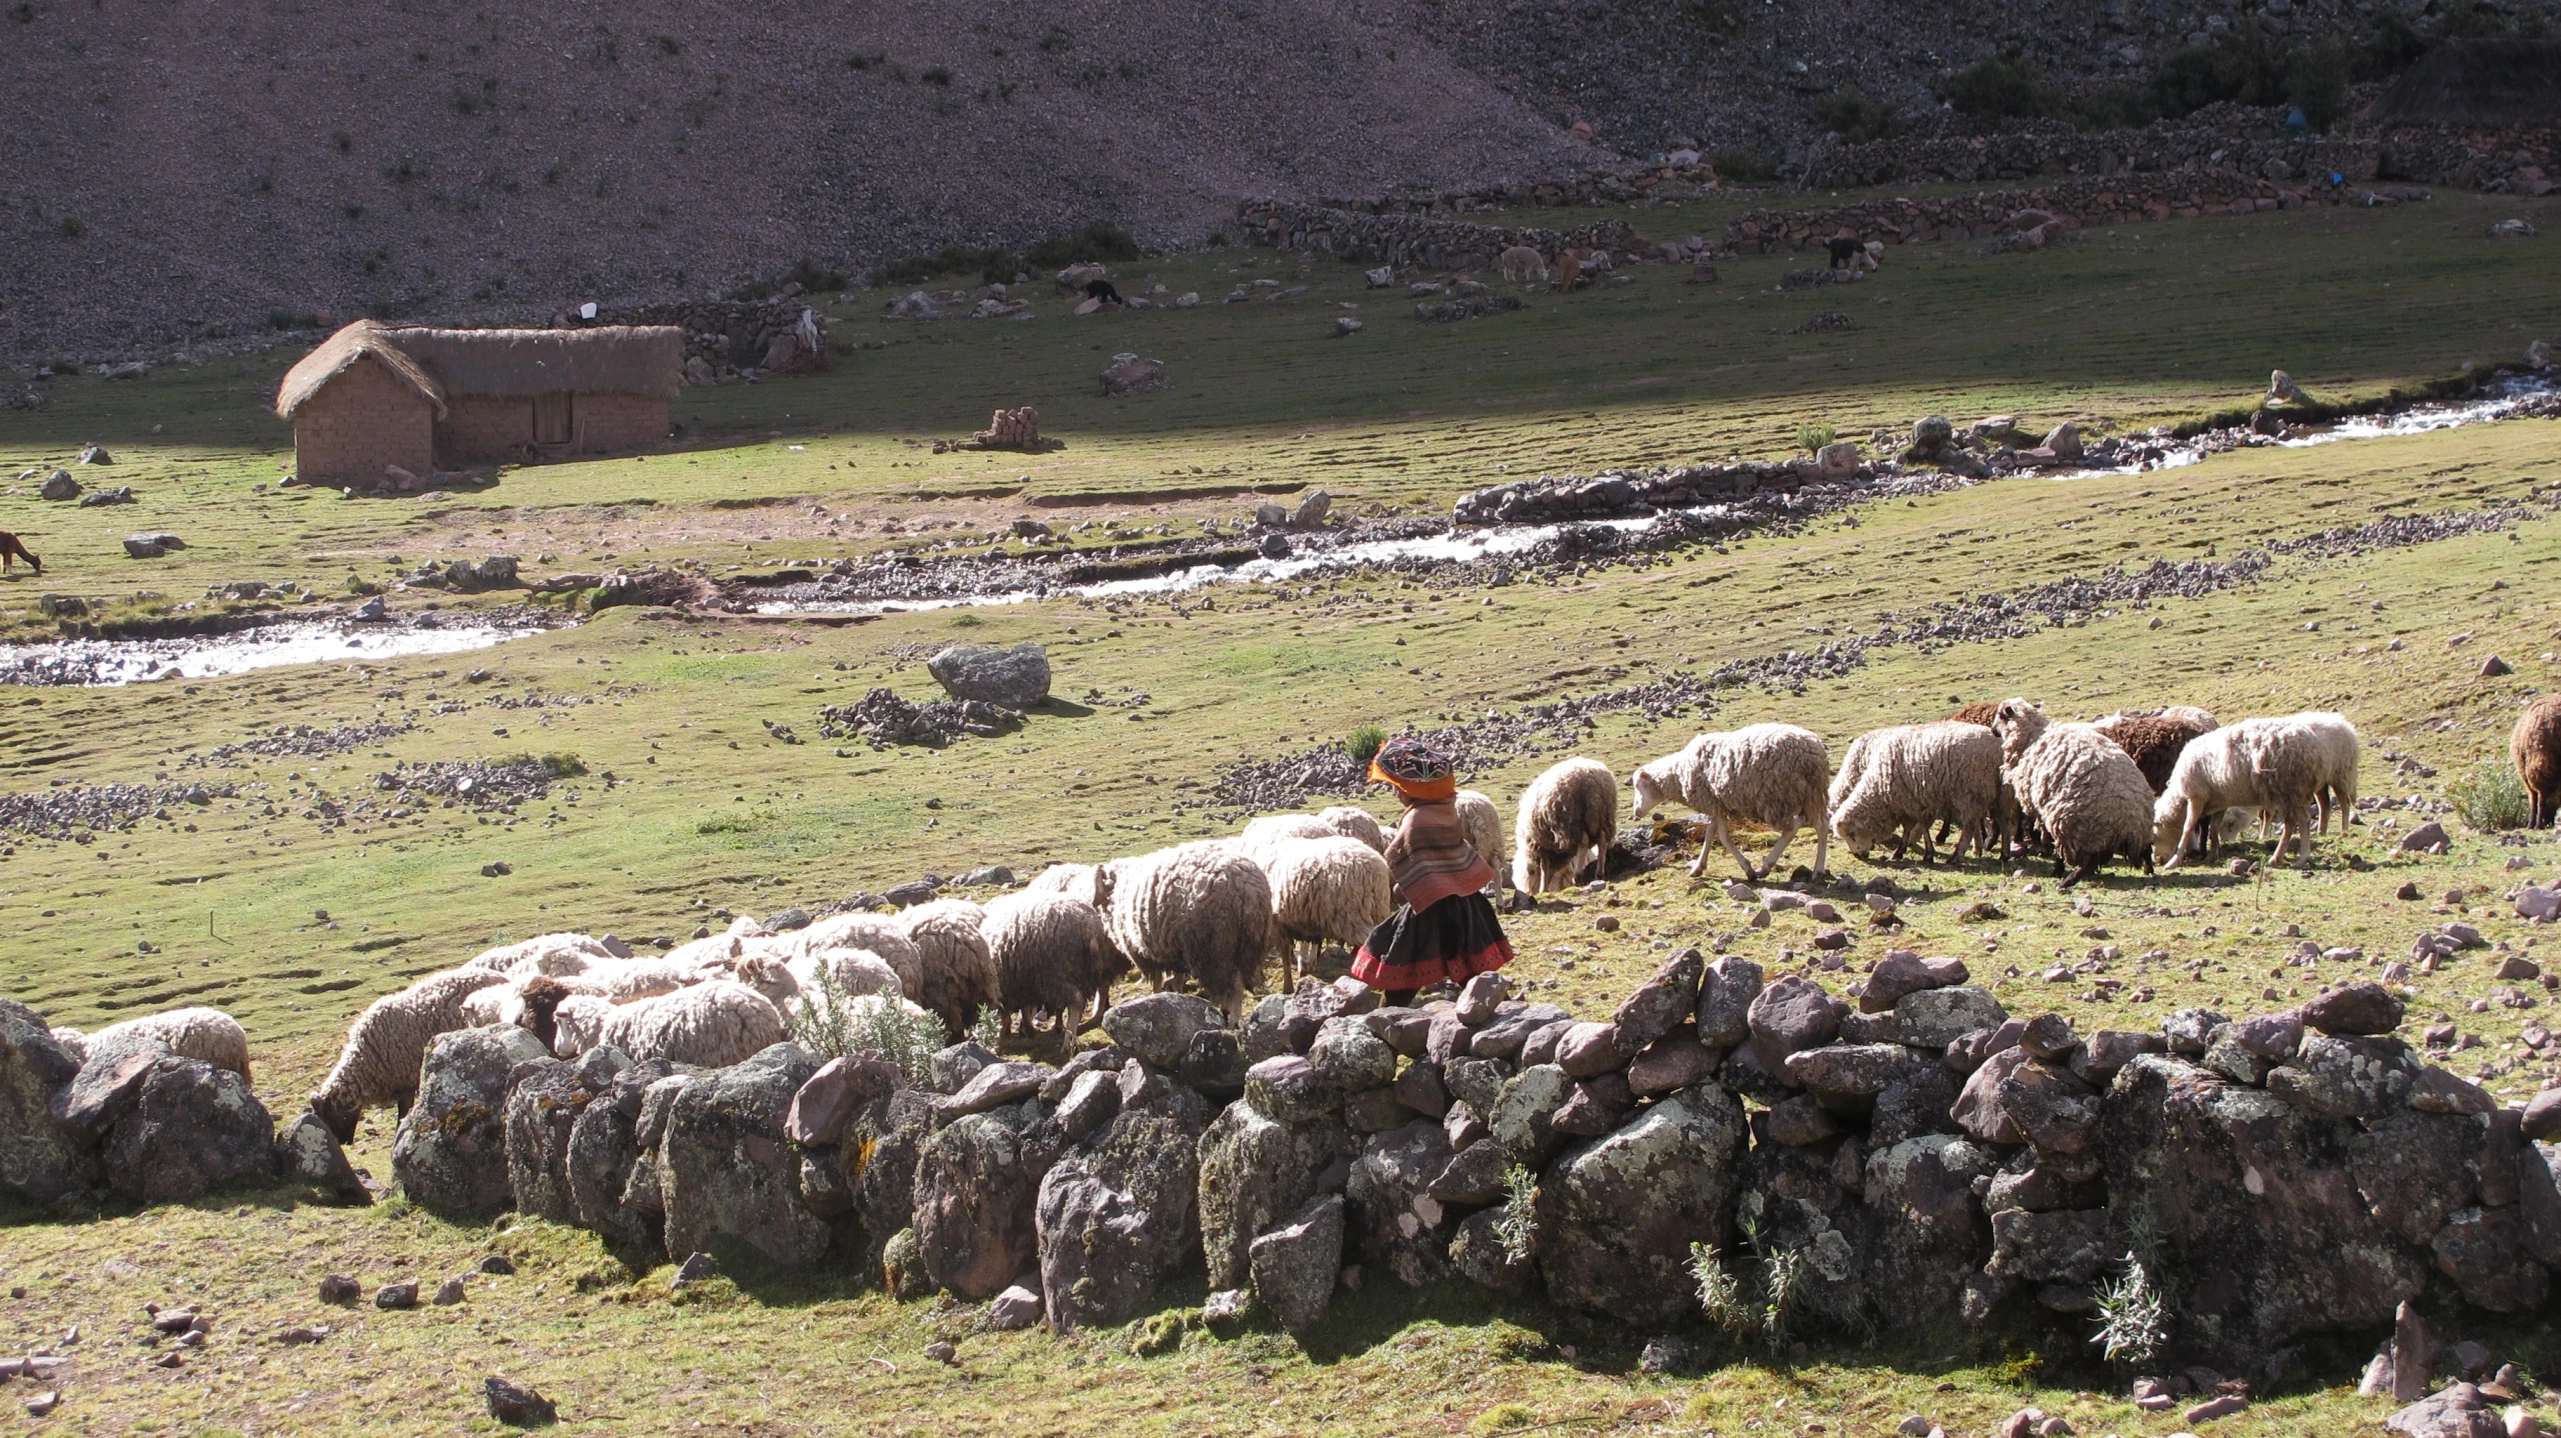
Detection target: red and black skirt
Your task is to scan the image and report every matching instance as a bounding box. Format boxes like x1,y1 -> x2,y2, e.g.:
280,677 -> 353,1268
1350,891 -> 1514,991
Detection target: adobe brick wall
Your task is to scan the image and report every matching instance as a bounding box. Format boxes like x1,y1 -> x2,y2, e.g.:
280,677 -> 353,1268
571,393 -> 669,453
291,354 -> 433,485
436,395 -> 535,466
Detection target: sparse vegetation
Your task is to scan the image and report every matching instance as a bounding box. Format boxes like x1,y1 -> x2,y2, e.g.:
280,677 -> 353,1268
1796,422 -> 1838,455
2090,1254 -> 2171,1367
1945,53 -> 2056,120
1811,86 -> 1897,144
1345,724 -> 1388,767
1707,148 -> 1779,184
1494,1165 -> 1537,1262
2451,758 -> 2534,831
1024,221 -> 1141,270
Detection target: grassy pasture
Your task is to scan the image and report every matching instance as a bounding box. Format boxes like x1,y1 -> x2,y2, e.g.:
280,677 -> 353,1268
1,183 -> 2560,1435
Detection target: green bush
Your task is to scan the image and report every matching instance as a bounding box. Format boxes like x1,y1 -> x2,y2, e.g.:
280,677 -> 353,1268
1796,422 -> 1839,456
1023,221 -> 1141,270
1345,724 -> 1388,766
1946,55 -> 2057,120
1707,148 -> 1779,184
2450,759 -> 2533,831
1812,86 -> 1898,143
2287,39 -> 2350,129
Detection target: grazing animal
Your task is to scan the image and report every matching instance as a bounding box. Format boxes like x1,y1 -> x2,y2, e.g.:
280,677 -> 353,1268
1632,723 -> 1831,880
553,980 -> 785,1068
1315,805 -> 1388,853
1498,245 -> 1549,283
980,891 -> 1127,1041
1090,841 -> 1274,1021
896,898 -> 1002,1040
309,968 -> 508,1141
1557,253 -> 1584,293
1263,835 -> 1393,986
2091,710 -> 2219,795
1827,721 -> 2004,866
1514,757 -> 1619,895
1825,236 -> 1866,270
1083,278 -> 1124,307
85,1007 -> 253,1080
1993,700 -> 2155,889
2515,695 -> 2561,829
1946,700 -> 2002,728
0,531 -> 39,574
1455,789 -> 1504,893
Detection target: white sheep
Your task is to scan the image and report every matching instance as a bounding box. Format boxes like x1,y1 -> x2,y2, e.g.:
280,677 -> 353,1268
463,932 -> 617,977
559,979 -> 786,1067
309,967 -> 509,1141
1092,840 -> 1274,1021
1513,757 -> 1619,895
49,1026 -> 87,1060
981,891 -> 1127,1040
458,958 -> 699,1031
775,913 -> 925,992
83,1007 -> 252,1079
1634,723 -> 1832,880
1316,805 -> 1389,853
1824,721 -> 2000,867
1264,835 -> 1394,985
897,897 -> 1001,1038
1022,862 -> 1100,905
1231,813 -> 1339,868
2152,712 -> 2359,869
730,950 -> 803,1016
1994,700 -> 2155,889
1455,789 -> 1503,887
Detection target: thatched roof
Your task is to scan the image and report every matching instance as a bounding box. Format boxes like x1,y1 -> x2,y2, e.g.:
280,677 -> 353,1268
2368,39 -> 2561,126
379,325 -> 684,400
274,319 -> 447,419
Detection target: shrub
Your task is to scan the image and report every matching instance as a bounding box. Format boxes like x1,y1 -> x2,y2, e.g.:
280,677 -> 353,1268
796,968 -> 947,1079
1707,148 -> 1779,184
1345,724 -> 1388,766
1690,1217 -> 1819,1350
1796,422 -> 1838,455
947,611 -> 984,628
2287,38 -> 2350,129
970,1005 -> 1004,1050
1494,1165 -> 1537,1262
2091,1254 -> 2170,1367
1812,86 -> 1898,143
1024,221 -> 1142,270
1945,54 -> 2057,120
2451,759 -> 2533,831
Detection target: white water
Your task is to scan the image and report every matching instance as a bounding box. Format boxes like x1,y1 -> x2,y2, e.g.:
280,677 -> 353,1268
2049,376 -> 2554,481
0,620 -> 547,687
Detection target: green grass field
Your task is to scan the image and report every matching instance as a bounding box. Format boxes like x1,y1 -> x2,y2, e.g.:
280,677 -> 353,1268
3,183 -> 2561,1435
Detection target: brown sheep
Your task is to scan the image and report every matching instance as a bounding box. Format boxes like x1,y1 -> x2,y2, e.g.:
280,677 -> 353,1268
2092,712 -> 2218,795
2515,695 -> 2561,829
1947,701 -> 2001,728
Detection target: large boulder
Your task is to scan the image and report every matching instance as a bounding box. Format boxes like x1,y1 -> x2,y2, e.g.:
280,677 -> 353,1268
1863,1133 -> 2002,1327
392,1025 -> 554,1219
1985,1206 -> 2116,1286
1894,985 -> 2009,1050
2349,1109 -> 2483,1246
1102,992 -> 1223,1069
1346,1118 -> 1456,1286
1249,1193 -> 1345,1332
505,1048 -> 628,1225
0,999 -> 93,1203
1038,1094 -> 1202,1329
912,1097 -> 1065,1298
567,1058 -> 671,1251
1488,1063 -> 1574,1166
925,642 -> 1051,707
1784,1043 -> 1930,1116
2098,1054 -> 2425,1364
2267,1033 -> 2419,1118
2430,1206 -> 2548,1312
850,1089 -> 938,1275
658,1043 -> 832,1269
1536,1083 -> 1748,1325
1198,1099 -> 1356,1290
99,1056 -> 275,1206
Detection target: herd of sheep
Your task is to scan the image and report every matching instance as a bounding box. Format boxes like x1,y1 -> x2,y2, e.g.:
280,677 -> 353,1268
52,693 -> 2561,1151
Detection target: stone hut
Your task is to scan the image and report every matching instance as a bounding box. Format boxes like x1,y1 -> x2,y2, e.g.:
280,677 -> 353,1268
275,320 -> 683,485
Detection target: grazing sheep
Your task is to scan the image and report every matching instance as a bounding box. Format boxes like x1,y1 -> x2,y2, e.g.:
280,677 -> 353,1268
778,913 -> 925,992
981,891 -> 1127,1041
461,960 -> 697,1033
2295,711 -> 2362,834
2153,725 -> 2280,869
86,1007 -> 252,1080
897,898 -> 1001,1039
1316,805 -> 1389,853
1499,245 -> 1549,283
1634,723 -> 1831,880
563,979 -> 786,1068
309,968 -> 509,1141
730,950 -> 802,1016
1514,757 -> 1619,895
2091,710 -> 2219,795
464,932 -> 616,978
1455,789 -> 1504,893
1265,835 -> 1394,985
2515,695 -> 2561,828
1232,814 -> 1340,867
1091,841 -> 1274,1020
1994,701 -> 2155,888
1023,862 -> 1101,905
1826,721 -> 2002,866
2154,712 -> 2359,867
1947,700 -> 2002,728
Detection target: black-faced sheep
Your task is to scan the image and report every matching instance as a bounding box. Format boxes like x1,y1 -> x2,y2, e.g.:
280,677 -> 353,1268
1513,757 -> 1619,895
897,898 -> 1002,1039
1264,835 -> 1394,985
980,891 -> 1127,1042
2515,695 -> 2561,829
1826,721 -> 2002,866
1993,699 -> 2155,888
84,1007 -> 253,1080
310,968 -> 509,1141
1091,840 -> 1274,1020
1633,723 -> 1831,880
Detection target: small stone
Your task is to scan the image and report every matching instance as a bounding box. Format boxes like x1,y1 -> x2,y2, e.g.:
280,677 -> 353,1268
924,1340 -> 958,1364
431,1277 -> 467,1306
482,1376 -> 557,1427
985,1284 -> 1042,1331
1638,1335 -> 1686,1375
318,1274 -> 361,1304
2184,1393 -> 2246,1422
672,1251 -> 719,1287
373,1282 -> 418,1310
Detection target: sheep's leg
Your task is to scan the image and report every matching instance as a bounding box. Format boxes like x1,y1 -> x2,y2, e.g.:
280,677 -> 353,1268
2059,858 -> 2100,890
1716,821 -> 1759,881
1688,817 -> 1721,878
1811,823 -> 1829,881
1758,824 -> 1799,881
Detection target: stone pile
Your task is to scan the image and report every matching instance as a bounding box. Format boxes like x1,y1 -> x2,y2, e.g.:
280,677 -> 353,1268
1720,174 -> 2432,257
576,294 -> 827,385
1453,454 -> 1875,526
815,687 -> 1023,751
1235,200 -> 1645,274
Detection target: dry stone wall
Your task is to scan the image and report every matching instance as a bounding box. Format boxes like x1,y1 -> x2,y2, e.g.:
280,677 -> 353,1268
1235,200 -> 1647,272
1719,173 -> 2434,255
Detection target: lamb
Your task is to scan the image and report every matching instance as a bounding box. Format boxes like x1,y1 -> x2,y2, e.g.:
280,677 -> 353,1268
556,980 -> 786,1067
1499,245 -> 1549,283
730,950 -> 802,1016
1264,835 -> 1394,985
2154,712 -> 2360,867
2515,695 -> 2561,828
84,1007 -> 253,1079
1455,789 -> 1504,892
1633,723 -> 1831,880
1316,805 -> 1389,853
309,967 -> 508,1141
1825,721 -> 2002,866
2090,710 -> 2219,795
1513,757 -> 1618,894
1993,700 -> 2155,888
1091,840 -> 1274,1021
897,898 -> 1001,1039
463,932 -> 617,978
980,891 -> 1128,1041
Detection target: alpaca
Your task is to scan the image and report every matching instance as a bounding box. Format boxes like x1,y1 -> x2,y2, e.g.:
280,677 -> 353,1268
0,532 -> 38,574
1499,246 -> 1548,283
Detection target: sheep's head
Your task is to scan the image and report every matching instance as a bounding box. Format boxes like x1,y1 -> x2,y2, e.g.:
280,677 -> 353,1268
1991,698 -> 2049,762
1631,759 -> 1678,818
733,951 -> 800,1010
517,974 -> 572,1050
1089,861 -> 1121,915
2149,791 -> 2191,869
309,1090 -> 361,1145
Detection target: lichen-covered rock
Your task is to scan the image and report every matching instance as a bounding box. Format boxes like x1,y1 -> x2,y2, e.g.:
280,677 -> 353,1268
1245,1056 -> 1336,1123
0,998 -> 91,1204
1537,1083 -> 1747,1325
1248,1193 -> 1344,1332
100,1055 -> 276,1206
1307,1016 -> 1398,1091
2430,1206 -> 2548,1312
2349,1109 -> 2483,1246
2267,1033 -> 2419,1118
1489,1063 -> 1574,1166
659,1043 -> 831,1270
568,1058 -> 669,1251
274,1108 -> 372,1205
881,1225 -> 934,1298
1613,949 -> 1703,1050
1198,1099 -> 1353,1291
1427,1136 -> 1510,1206
1449,1204 -> 1537,1294
1784,1042 -> 1929,1116
850,1088 -> 937,1273
1860,951 -> 1968,1013
1038,1099 -> 1202,1329
1862,1133 -> 2001,1328
1870,1060 -> 1965,1147
1346,1118 -> 1456,1286
1951,1048 -> 2031,1145
393,1025 -> 553,1219
1178,1028 -> 1248,1100
912,1095 -> 1064,1298
1894,986 -> 2008,1051
1102,992 -> 1223,1069
505,1047 -> 627,1225
1694,956 -> 1763,1047
2202,1024 -> 2274,1085
2521,1139 -> 2561,1268
1986,1206 -> 2115,1285
1748,974 -> 1839,1075
1995,1059 -> 2101,1159
928,1039 -> 996,1094
2098,1054 -> 2424,1364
